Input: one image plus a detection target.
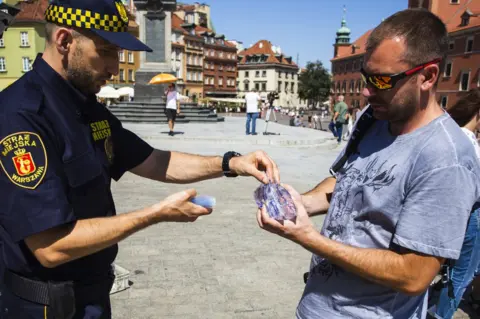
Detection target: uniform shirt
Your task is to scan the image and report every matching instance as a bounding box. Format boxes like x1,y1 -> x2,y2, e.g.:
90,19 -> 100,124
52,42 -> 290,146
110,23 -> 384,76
245,92 -> 260,113
0,54 -> 153,282
297,112 -> 480,319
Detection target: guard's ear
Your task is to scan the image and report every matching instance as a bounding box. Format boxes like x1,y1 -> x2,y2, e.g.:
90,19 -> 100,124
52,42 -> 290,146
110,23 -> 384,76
54,27 -> 73,55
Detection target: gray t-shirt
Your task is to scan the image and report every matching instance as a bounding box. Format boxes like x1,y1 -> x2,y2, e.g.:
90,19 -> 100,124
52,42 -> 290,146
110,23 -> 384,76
297,112 -> 480,319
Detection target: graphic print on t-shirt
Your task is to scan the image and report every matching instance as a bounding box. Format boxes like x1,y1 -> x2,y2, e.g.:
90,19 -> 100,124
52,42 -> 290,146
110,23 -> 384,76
312,156 -> 397,280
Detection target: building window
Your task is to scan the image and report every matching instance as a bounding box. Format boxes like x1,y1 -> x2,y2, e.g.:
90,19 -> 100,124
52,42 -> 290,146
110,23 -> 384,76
278,81 -> 282,92
261,82 -> 266,91
20,32 -> 29,47
356,80 -> 361,93
342,81 -> 346,93
119,69 -> 125,81
0,38 -> 4,47
128,70 -> 134,82
336,82 -> 340,93
22,57 -> 31,72
291,82 -> 295,93
440,96 -> 448,109
444,62 -> 453,77
0,57 -> 6,71
262,70 -> 266,77
219,77 -> 223,86
349,80 -> 354,93
255,71 -> 260,78
128,52 -> 134,63
119,51 -> 125,62
465,36 -> 474,53
255,82 -> 260,91
460,71 -> 470,91
449,40 -> 455,51
245,71 -> 249,78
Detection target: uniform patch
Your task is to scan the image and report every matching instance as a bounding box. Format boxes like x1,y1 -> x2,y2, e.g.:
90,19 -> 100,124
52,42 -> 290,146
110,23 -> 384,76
0,132 -> 47,190
104,136 -> 114,164
115,0 -> 129,24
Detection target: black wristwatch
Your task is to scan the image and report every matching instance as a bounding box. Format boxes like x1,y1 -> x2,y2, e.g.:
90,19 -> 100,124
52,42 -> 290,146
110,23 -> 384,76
222,151 -> 241,177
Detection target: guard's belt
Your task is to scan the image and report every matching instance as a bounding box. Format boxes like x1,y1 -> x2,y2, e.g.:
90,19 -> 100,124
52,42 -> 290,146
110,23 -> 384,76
4,268 -> 114,305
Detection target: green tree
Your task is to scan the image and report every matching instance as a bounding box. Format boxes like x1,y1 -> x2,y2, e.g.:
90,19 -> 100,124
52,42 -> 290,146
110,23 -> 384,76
298,60 -> 331,109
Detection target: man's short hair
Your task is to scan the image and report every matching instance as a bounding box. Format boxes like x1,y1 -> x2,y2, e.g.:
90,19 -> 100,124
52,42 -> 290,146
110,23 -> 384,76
45,22 -> 85,44
366,9 -> 448,74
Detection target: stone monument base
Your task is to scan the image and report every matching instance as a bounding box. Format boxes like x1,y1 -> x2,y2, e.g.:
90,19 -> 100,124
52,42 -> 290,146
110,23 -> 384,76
134,69 -> 175,103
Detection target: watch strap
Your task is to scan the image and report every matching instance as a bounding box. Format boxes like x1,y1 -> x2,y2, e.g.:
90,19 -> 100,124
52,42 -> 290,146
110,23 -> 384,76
222,151 -> 241,177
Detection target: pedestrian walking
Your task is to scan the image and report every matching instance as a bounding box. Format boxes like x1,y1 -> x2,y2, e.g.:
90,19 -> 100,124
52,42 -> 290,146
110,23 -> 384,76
165,83 -> 181,136
332,95 -> 348,144
245,88 -> 261,135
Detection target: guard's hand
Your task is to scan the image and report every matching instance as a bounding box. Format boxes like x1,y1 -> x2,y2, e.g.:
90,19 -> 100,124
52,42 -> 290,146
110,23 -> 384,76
153,189 -> 212,223
229,151 -> 280,184
257,184 -> 315,244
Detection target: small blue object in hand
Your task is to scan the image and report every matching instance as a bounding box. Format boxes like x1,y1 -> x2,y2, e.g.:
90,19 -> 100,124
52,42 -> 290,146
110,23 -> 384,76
254,183 -> 297,221
190,195 -> 216,208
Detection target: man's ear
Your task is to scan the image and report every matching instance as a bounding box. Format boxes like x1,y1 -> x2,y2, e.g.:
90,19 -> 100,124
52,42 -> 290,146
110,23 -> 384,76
421,64 -> 440,91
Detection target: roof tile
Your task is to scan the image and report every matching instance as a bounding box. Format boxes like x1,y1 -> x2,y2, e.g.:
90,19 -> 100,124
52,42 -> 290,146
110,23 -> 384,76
238,40 -> 297,67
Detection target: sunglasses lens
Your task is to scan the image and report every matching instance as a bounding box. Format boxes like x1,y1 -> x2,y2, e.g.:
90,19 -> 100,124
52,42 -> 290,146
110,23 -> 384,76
370,75 -> 393,90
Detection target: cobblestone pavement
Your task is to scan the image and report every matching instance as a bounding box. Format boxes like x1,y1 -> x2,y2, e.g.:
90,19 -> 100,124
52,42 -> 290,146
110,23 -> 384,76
109,118 -> 474,319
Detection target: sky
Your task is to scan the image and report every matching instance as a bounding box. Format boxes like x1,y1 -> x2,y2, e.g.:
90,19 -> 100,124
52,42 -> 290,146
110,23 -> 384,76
205,0 -> 407,71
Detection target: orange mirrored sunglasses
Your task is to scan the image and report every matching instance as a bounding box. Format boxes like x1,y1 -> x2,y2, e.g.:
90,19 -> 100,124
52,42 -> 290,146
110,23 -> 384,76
360,58 -> 442,90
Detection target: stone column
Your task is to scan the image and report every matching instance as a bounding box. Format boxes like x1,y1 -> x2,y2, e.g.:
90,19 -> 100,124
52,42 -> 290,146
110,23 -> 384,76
133,0 -> 176,103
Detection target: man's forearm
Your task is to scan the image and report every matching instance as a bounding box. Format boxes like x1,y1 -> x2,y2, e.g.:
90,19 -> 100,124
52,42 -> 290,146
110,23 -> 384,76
166,151 -> 223,184
25,207 -> 158,268
300,232 -> 440,295
302,177 -> 336,216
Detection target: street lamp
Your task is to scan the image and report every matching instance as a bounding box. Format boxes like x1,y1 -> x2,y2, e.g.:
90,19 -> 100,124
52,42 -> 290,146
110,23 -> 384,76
0,4 -> 20,39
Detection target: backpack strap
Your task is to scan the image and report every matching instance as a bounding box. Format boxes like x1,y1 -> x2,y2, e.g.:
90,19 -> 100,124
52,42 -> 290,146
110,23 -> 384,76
330,106 -> 377,177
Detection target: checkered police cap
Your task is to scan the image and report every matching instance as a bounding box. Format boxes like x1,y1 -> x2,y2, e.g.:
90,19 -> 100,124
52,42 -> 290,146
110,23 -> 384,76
45,0 -> 152,52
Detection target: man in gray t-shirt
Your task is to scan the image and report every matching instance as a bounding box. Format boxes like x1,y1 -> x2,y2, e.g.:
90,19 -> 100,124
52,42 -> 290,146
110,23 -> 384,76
256,9 -> 480,319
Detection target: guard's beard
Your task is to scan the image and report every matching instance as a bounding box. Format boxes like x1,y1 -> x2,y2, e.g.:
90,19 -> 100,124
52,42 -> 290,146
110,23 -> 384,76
66,45 -> 96,96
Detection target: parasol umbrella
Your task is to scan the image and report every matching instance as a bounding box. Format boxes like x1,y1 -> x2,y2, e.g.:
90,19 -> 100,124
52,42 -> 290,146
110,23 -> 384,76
149,73 -> 178,84
96,85 -> 120,99
117,86 -> 134,97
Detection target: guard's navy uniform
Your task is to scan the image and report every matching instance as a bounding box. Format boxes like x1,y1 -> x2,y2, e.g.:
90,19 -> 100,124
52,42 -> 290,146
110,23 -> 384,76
0,0 -> 154,317
0,37 -> 154,319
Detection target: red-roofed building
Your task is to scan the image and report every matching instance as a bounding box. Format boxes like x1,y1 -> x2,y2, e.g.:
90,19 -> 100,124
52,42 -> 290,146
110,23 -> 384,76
330,14 -> 369,110
330,1 -> 480,111
237,40 -> 300,109
173,3 -> 237,100
409,0 -> 480,109
201,30 -> 238,98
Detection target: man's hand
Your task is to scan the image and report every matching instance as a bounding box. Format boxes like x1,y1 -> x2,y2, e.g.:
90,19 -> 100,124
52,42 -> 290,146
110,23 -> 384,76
229,151 -> 280,184
257,184 -> 316,244
152,189 -> 212,223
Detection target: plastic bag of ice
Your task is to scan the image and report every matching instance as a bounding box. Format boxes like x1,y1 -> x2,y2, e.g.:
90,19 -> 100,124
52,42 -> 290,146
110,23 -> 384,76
254,183 -> 297,221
